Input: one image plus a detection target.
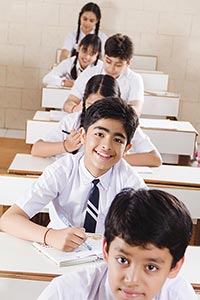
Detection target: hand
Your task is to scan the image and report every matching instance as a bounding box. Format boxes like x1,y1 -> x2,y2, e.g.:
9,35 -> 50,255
63,128 -> 82,153
63,79 -> 74,88
46,227 -> 86,252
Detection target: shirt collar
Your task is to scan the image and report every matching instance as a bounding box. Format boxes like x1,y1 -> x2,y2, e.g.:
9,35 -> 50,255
80,156 -> 113,190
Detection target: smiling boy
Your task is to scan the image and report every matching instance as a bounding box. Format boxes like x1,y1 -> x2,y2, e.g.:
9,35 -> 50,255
0,97 -> 146,252
37,188 -> 196,300
63,33 -> 144,116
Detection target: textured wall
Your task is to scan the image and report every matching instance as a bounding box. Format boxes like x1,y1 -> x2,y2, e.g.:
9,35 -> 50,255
0,0 -> 200,141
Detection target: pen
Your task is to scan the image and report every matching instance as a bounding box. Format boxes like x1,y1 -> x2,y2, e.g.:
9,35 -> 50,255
62,130 -> 70,134
59,214 -> 92,251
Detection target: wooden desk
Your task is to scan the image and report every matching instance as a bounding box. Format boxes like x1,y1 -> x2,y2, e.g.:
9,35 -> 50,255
41,87 -> 70,109
140,118 -> 198,164
137,70 -> 169,91
26,119 -> 58,144
0,233 -> 199,293
8,153 -> 55,176
139,165 -> 200,245
142,92 -> 180,119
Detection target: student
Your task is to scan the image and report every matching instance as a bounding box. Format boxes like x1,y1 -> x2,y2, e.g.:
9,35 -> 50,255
37,188 -> 196,300
60,2 -> 107,62
63,33 -> 144,116
43,34 -> 101,88
32,74 -> 162,167
0,97 -> 146,252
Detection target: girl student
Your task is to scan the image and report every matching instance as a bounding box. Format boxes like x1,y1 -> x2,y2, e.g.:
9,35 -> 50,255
59,2 -> 107,62
32,74 -> 162,167
43,34 -> 101,88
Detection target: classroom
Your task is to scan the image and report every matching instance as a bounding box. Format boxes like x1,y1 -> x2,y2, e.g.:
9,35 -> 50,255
0,1 -> 200,299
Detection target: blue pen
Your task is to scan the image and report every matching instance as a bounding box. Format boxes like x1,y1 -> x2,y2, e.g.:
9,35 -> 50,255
59,214 -> 92,251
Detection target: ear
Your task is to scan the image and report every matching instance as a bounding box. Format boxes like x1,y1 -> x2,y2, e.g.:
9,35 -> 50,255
124,143 -> 132,154
103,237 -> 109,262
126,59 -> 131,66
79,127 -> 86,144
167,257 -> 184,279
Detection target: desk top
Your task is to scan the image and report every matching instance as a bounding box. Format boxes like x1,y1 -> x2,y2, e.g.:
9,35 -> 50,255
8,153 -> 55,176
0,233 -> 101,281
140,165 -> 200,188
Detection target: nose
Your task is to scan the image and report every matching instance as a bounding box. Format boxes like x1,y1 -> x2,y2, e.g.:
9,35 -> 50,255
124,265 -> 141,285
101,137 -> 112,151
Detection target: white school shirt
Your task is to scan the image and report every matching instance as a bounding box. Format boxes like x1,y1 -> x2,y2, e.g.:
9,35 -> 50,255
44,112 -> 156,158
70,60 -> 144,103
15,152 -> 146,232
42,56 -> 84,87
37,263 -> 197,300
62,29 -> 107,57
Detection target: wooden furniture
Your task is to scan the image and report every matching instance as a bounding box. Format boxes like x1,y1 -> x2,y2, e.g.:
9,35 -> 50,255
41,87 -> 70,109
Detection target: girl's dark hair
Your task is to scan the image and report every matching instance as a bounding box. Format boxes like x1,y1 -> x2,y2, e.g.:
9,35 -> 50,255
70,34 -> 101,80
71,2 -> 101,57
104,188 -> 193,268
79,74 -> 121,128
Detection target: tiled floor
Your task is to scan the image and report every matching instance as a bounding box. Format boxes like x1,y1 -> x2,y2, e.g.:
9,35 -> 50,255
0,129 -> 25,139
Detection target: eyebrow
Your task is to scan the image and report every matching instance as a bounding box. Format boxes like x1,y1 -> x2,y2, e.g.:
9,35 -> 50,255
93,126 -> 126,140
114,246 -> 165,264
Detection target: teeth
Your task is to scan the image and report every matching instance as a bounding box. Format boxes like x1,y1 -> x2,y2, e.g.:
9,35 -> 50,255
96,151 -> 111,158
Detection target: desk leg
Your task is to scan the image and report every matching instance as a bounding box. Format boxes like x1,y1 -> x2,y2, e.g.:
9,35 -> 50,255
194,219 -> 200,246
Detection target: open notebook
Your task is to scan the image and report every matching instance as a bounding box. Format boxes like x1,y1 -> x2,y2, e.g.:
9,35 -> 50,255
32,234 -> 103,267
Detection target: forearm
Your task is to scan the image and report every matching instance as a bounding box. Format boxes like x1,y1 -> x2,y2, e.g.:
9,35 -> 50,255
124,150 -> 162,167
59,49 -> 69,62
63,95 -> 81,113
0,204 -> 47,244
31,140 -> 66,157
129,100 -> 144,117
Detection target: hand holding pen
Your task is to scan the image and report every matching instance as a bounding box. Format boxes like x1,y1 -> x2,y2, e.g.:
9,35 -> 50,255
62,128 -> 82,153
59,214 -> 92,251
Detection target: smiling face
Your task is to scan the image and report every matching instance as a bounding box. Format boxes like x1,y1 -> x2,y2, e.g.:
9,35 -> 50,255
103,55 -> 130,79
81,118 -> 131,178
103,237 -> 183,300
78,45 -> 99,70
80,11 -> 98,35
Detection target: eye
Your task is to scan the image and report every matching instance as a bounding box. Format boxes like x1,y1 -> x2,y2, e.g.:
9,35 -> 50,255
117,257 -> 128,265
114,138 -> 124,144
94,132 -> 103,137
146,264 -> 158,272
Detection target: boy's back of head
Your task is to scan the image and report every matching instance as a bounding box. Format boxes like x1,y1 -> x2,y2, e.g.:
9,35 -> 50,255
104,188 -> 193,268
104,33 -> 134,61
83,97 -> 139,144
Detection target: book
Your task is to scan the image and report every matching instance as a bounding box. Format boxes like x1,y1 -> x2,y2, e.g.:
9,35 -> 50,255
32,234 -> 103,267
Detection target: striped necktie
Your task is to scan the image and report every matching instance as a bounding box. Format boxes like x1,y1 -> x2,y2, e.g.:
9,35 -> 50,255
83,179 -> 100,233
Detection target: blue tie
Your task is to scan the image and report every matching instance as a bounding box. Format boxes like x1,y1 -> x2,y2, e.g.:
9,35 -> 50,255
83,179 -> 100,233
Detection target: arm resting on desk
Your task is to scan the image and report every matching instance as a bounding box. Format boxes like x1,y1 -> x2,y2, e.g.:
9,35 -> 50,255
124,149 -> 162,167
0,204 -> 86,252
63,94 -> 82,113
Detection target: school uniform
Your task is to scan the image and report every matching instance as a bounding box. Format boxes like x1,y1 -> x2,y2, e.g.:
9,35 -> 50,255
44,112 -> 156,159
70,60 -> 144,103
37,262 -> 196,300
15,152 -> 146,231
62,29 -> 107,57
42,56 -> 87,87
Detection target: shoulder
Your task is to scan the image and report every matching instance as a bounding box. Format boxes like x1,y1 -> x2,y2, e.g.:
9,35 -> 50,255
114,159 -> 147,189
45,263 -> 108,299
60,112 -> 80,128
157,276 -> 196,299
125,68 -> 143,81
98,31 -> 108,41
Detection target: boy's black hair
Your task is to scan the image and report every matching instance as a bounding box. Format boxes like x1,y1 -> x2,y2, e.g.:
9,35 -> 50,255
104,33 -> 134,61
70,34 -> 101,80
104,188 -> 193,268
83,97 -> 138,144
80,74 -> 121,128
71,2 -> 101,57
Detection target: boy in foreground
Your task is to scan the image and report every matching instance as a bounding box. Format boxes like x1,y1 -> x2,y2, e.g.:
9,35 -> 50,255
38,188 -> 196,300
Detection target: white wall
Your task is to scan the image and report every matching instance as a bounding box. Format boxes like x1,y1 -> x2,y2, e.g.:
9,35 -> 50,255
0,0 -> 200,141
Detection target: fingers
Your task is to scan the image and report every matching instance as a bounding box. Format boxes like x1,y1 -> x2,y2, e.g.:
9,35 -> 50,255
62,227 -> 86,252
